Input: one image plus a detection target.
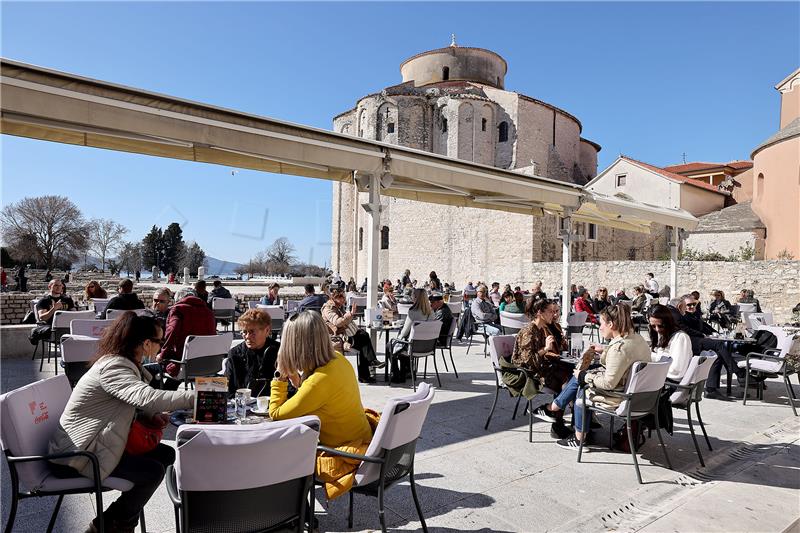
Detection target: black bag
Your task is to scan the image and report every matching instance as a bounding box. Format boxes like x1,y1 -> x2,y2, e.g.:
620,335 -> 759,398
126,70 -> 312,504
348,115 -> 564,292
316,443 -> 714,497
751,329 -> 778,352
613,420 -> 646,453
28,324 -> 51,345
21,311 -> 36,324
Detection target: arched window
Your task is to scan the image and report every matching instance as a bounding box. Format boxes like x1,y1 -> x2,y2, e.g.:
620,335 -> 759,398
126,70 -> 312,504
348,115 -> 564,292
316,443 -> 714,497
442,117 -> 448,133
498,121 -> 508,143
358,227 -> 363,251
481,118 -> 487,132
380,226 -> 389,250
442,66 -> 450,81
757,172 -> 765,198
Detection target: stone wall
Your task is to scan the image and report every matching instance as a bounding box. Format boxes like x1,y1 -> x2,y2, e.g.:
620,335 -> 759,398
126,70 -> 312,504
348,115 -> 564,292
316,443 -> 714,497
526,260 -> 799,323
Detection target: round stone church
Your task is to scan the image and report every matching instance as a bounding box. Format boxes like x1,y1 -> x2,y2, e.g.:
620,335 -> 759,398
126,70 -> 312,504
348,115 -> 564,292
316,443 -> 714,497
331,42 -> 666,286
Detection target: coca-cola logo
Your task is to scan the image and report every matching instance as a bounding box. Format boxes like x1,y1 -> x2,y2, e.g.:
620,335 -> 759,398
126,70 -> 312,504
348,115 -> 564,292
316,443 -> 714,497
28,400 -> 49,425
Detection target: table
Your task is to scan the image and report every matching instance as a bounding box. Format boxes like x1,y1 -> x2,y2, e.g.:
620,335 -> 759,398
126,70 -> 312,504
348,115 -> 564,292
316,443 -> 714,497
368,323 -> 403,380
707,335 -> 757,396
170,403 -> 269,427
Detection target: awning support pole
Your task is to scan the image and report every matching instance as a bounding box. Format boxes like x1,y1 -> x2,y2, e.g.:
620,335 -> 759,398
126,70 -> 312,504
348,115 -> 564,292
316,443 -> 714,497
560,209 -> 573,329
363,173 -> 382,344
669,226 -> 679,299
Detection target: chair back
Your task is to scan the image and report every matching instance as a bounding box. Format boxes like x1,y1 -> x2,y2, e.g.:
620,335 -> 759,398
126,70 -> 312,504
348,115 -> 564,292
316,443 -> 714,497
616,359 -> 671,416
0,374 -> 72,491
397,303 -> 413,317
285,300 -> 300,314
70,319 -> 114,338
181,333 -> 233,381
744,312 -> 774,329
247,300 -> 259,309
52,310 -> 96,329
446,302 -> 462,315
105,308 -> 149,320
489,292 -> 502,307
91,298 -> 111,315
409,320 -> 442,357
487,335 -> 516,384
356,383 -> 435,487
256,305 -> 285,333
211,298 -> 236,311
567,311 -> 587,328
174,416 -> 320,532
60,335 -> 100,387
669,352 -> 717,405
500,311 -> 529,334
737,303 -> 757,314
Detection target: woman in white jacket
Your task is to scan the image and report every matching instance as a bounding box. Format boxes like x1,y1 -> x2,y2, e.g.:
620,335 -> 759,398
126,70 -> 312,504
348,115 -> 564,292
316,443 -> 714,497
49,312 -> 194,533
648,304 -> 694,384
389,288 -> 434,383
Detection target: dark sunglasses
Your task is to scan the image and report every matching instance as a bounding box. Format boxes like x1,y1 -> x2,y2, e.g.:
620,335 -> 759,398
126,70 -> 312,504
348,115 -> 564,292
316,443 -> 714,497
685,303 -> 697,308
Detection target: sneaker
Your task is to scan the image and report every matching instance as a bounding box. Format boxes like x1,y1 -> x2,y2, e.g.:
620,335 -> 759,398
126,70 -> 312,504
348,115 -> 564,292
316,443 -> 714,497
550,422 -> 572,439
369,360 -> 386,369
533,406 -> 557,423
556,436 -> 588,451
704,390 -> 733,401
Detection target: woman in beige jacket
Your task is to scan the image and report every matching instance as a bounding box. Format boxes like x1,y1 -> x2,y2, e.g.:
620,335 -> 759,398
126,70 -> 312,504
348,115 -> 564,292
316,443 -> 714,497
49,312 -> 194,533
541,304 -> 650,450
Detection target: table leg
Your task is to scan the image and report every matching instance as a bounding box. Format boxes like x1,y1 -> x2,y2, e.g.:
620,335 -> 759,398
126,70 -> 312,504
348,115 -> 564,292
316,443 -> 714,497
384,330 -> 390,381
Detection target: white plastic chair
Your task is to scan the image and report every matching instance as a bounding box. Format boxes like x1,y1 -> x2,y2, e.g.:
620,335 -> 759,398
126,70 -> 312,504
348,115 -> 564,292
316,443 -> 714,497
315,383 -> 435,532
577,359 -> 673,484
485,335 -> 554,442
90,298 -> 111,316
105,308 -> 149,320
669,352 -> 717,467
167,416 -> 320,533
167,332 -> 234,389
397,303 -> 412,319
499,311 -> 529,335
739,335 -> 799,416
406,320 -> 443,390
60,335 -> 100,387
211,298 -> 237,332
256,305 -> 284,337
744,312 -> 774,330
69,319 -> 114,338
44,310 -> 96,374
0,375 -> 142,533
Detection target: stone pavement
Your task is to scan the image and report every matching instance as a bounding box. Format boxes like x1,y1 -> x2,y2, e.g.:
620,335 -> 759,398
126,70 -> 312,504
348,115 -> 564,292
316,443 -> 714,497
2,336 -> 799,533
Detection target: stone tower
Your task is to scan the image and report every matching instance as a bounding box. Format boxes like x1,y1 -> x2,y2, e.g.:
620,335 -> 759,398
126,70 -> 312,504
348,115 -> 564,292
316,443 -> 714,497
331,42 -> 664,286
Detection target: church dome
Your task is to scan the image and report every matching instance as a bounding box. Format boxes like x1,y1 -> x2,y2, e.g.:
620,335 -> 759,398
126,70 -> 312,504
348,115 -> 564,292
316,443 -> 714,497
399,41 -> 507,89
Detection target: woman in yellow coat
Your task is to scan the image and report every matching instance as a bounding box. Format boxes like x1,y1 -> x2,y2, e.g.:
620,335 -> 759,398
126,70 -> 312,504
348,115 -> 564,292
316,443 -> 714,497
269,311 -> 374,498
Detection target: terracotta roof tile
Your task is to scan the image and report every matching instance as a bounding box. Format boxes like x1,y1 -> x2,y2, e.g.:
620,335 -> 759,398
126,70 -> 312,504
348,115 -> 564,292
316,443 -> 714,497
663,160 -> 753,174
620,156 -> 727,195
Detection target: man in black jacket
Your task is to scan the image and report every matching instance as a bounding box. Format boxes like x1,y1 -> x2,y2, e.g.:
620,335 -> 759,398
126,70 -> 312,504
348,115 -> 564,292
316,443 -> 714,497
103,279 -> 145,318
225,309 -> 280,397
676,294 -> 744,400
430,293 -> 454,345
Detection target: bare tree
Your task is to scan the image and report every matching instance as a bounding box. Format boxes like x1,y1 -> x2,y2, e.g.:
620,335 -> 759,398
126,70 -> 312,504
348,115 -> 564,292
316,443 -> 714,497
117,241 -> 143,275
88,218 -> 129,271
0,196 -> 90,270
265,237 -> 296,275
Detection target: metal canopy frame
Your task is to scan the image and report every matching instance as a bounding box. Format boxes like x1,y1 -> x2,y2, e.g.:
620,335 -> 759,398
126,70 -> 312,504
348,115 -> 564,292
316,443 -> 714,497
1,58 -> 697,319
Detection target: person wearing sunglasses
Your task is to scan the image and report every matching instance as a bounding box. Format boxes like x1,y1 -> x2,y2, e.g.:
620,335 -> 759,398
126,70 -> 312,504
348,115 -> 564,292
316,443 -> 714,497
648,304 -> 693,385
149,287 -> 173,320
49,312 -> 195,533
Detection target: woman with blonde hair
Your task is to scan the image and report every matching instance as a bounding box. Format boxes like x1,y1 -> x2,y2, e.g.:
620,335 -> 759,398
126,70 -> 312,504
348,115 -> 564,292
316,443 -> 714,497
269,311 -> 372,448
389,288 -> 434,383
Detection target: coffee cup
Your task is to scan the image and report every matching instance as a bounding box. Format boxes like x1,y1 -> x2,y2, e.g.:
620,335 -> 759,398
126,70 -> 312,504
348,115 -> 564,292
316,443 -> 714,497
236,388 -> 251,402
256,396 -> 269,411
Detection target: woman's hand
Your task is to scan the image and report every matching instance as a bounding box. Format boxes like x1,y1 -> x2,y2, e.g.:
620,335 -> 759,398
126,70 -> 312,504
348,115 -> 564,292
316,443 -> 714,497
150,412 -> 170,429
590,343 -> 604,353
545,335 -> 557,352
287,373 -> 301,388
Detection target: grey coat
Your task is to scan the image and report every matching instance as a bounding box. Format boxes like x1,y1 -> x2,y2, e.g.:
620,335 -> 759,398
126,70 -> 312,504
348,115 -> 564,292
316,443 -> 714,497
49,356 -> 194,479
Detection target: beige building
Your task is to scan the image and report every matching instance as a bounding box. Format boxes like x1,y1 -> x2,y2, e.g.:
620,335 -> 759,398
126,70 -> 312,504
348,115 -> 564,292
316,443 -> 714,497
664,160 -> 754,204
330,43 -> 669,285
751,67 -> 800,259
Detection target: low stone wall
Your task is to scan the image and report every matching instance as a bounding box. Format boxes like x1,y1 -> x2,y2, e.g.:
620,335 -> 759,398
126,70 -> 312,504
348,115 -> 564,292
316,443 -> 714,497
526,260 -> 799,323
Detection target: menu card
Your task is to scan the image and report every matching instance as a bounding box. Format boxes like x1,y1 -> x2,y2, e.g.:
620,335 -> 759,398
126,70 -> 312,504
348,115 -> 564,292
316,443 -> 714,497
194,376 -> 228,424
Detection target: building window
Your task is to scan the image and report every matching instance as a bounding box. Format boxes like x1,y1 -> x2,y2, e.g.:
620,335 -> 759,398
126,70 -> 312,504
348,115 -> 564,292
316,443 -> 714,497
498,121 -> 508,143
442,118 -> 448,133
358,227 -> 363,251
556,216 -> 569,237
586,223 -> 598,241
387,122 -> 395,134
380,226 -> 389,250
442,66 -> 450,81
757,172 -> 764,198
616,174 -> 627,187
627,247 -> 636,260
481,118 -> 487,132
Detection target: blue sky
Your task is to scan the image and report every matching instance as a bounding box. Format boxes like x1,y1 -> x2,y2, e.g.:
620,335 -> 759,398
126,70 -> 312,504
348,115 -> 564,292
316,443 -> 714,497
2,2 -> 798,265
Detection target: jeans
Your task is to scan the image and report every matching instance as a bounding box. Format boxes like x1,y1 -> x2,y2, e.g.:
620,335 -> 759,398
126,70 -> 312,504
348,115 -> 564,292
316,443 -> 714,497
51,443 -> 175,526
476,323 -> 501,337
573,387 -> 591,433
554,376 -> 580,410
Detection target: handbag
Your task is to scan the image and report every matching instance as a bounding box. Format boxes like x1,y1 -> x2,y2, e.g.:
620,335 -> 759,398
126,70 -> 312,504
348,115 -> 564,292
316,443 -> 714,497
125,418 -> 163,455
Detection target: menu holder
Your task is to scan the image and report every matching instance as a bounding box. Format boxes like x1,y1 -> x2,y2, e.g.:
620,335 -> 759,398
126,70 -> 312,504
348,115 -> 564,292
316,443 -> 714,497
194,376 -> 228,424
383,309 -> 394,324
